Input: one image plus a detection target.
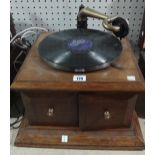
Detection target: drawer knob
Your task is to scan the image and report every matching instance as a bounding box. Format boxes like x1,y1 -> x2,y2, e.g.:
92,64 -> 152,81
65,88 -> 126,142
104,111 -> 111,119
47,108 -> 54,117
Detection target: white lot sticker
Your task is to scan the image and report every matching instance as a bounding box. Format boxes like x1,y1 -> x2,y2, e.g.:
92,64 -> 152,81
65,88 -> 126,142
61,135 -> 68,143
73,75 -> 86,82
127,75 -> 136,81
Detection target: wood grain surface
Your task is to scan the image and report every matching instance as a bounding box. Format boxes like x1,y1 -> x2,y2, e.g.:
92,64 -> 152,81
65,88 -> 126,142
15,112 -> 144,150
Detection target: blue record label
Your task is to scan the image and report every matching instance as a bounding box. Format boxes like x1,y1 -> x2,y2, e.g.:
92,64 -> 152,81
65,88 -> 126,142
68,39 -> 92,53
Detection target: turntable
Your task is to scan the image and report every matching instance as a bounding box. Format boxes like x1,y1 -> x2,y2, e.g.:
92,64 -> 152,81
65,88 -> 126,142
11,6 -> 144,149
38,5 -> 129,73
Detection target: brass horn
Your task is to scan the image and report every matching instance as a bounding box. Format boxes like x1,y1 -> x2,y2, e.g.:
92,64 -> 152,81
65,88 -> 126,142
78,7 -> 120,32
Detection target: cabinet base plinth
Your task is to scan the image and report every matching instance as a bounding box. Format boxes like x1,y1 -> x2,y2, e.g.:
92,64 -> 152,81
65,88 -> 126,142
15,112 -> 144,150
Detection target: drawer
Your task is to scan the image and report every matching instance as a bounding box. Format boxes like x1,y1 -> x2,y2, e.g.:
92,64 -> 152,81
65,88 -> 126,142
79,93 -> 136,130
21,91 -> 78,126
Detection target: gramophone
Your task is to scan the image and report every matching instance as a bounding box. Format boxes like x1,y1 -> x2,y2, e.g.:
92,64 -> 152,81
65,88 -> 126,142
11,5 -> 144,150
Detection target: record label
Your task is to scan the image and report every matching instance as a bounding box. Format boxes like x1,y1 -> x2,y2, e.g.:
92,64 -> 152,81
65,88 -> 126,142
68,39 -> 92,53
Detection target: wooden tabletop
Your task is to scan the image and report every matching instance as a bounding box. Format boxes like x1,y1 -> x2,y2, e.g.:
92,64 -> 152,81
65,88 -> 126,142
11,32 -> 144,92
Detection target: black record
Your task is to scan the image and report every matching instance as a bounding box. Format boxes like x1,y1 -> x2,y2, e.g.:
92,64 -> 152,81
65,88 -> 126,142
38,29 -> 122,72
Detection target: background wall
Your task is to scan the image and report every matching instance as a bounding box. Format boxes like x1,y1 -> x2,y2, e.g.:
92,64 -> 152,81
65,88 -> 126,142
10,0 -> 145,44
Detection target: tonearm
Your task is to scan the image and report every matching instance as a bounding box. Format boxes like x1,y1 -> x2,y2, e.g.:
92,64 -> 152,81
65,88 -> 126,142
77,5 -> 129,38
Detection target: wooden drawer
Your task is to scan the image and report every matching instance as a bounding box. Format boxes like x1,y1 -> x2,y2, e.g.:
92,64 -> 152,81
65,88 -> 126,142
21,91 -> 78,126
79,93 -> 136,130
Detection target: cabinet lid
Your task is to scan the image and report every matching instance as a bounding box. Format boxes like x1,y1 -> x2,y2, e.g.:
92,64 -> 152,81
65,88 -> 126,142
11,32 -> 144,92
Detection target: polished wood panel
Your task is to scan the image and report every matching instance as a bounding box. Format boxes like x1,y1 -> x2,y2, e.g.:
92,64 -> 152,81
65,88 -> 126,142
21,91 -> 78,126
79,93 -> 136,130
15,112 -> 144,150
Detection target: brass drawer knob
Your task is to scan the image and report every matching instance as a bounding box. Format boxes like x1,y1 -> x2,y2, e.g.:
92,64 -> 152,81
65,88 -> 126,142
47,108 -> 54,117
104,111 -> 111,119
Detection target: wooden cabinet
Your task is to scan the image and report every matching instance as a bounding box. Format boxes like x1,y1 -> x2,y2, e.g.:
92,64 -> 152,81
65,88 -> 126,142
11,33 -> 145,149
